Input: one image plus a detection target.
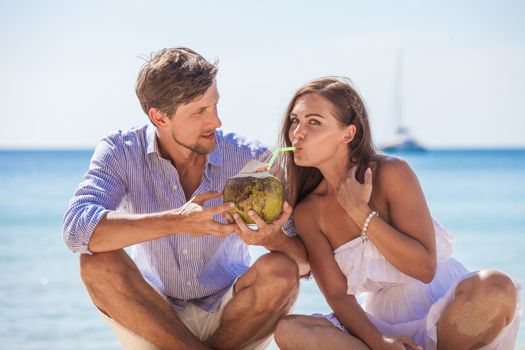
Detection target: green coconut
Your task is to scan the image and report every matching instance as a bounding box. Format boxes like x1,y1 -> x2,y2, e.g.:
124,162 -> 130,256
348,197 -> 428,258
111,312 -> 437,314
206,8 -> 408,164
223,160 -> 284,224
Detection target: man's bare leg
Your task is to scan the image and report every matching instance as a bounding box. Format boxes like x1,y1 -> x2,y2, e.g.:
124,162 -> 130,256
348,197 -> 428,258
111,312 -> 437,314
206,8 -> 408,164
206,252 -> 300,349
80,249 -> 208,350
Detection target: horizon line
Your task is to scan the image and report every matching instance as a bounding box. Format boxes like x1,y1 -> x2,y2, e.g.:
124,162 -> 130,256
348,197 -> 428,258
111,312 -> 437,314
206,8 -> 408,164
1,146 -> 525,152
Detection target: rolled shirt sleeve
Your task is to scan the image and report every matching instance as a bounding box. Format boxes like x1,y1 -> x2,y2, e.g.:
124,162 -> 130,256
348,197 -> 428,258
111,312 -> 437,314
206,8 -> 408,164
62,134 -> 128,254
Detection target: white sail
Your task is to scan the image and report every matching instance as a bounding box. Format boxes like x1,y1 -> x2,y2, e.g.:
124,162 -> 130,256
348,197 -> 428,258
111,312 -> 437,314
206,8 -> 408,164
381,50 -> 426,152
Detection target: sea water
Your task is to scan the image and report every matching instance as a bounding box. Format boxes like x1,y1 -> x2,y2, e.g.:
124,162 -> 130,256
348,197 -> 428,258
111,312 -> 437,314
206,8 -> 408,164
0,149 -> 523,349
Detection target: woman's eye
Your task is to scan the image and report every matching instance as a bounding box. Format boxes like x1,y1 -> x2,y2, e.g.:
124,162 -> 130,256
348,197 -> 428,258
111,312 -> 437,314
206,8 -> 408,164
309,119 -> 321,125
290,117 -> 299,124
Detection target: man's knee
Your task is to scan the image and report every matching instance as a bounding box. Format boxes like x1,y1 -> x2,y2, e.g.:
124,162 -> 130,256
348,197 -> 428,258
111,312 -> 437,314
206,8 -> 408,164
79,249 -> 131,288
254,253 -> 299,292
248,253 -> 299,313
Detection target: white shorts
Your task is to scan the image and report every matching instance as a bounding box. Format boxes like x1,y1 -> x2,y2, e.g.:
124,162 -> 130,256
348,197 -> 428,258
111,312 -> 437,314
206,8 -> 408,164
99,283 -> 272,350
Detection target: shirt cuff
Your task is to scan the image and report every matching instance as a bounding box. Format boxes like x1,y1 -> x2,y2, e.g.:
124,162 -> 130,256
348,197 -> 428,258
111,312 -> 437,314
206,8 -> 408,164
282,216 -> 298,237
72,208 -> 111,255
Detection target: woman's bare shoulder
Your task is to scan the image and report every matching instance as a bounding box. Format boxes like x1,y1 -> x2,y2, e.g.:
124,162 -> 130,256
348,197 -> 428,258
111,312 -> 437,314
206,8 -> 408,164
375,154 -> 426,211
294,180 -> 327,215
376,155 -> 416,184
294,193 -> 319,222
293,191 -> 326,239
378,154 -> 411,171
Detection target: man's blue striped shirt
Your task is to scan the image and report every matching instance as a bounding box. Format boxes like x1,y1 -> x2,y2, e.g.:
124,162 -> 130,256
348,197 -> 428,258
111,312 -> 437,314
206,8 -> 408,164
62,124 -> 295,312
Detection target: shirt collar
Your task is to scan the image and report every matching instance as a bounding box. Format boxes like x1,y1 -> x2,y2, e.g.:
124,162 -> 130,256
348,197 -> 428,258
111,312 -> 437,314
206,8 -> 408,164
207,130 -> 223,168
146,123 -> 159,155
146,124 -> 223,168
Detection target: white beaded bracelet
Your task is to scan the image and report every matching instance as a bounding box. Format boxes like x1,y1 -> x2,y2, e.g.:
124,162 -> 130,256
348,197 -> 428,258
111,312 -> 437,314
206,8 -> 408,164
361,210 -> 379,242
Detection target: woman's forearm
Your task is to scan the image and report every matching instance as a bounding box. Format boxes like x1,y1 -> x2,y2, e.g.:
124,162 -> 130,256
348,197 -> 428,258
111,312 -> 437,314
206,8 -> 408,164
350,204 -> 436,283
266,234 -> 311,276
328,293 -> 384,349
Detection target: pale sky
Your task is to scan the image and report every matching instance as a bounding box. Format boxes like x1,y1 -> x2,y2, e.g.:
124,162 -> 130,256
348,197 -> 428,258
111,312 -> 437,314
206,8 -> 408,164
1,0 -> 524,149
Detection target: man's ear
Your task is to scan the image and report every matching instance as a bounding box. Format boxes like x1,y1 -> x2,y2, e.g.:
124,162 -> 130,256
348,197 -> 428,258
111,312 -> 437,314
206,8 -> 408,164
148,108 -> 169,127
342,124 -> 357,144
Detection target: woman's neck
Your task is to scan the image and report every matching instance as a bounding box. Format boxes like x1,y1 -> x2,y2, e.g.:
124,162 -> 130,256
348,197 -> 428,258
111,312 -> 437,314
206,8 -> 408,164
318,151 -> 352,194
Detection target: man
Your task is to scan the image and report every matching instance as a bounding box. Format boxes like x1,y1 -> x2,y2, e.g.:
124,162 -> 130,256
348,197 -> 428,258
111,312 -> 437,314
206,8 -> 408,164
62,47 -> 309,350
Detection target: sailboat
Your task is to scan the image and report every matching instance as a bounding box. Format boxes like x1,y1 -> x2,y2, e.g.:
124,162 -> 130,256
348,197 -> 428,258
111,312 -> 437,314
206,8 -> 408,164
381,50 -> 426,153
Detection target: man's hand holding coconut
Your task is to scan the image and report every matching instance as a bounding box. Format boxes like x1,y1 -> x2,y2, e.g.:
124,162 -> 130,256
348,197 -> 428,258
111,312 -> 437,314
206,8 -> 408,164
168,190 -> 242,237
222,159 -> 296,250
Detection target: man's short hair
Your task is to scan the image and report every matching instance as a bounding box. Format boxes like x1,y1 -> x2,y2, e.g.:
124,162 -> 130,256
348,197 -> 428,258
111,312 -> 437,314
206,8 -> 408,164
135,47 -> 218,117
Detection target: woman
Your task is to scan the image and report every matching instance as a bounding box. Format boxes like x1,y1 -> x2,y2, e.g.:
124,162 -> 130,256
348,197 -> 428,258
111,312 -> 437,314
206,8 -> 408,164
273,77 -> 521,349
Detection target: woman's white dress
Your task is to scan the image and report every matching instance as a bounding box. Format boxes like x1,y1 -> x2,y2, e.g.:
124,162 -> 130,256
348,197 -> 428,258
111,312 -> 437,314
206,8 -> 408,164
318,219 -> 521,349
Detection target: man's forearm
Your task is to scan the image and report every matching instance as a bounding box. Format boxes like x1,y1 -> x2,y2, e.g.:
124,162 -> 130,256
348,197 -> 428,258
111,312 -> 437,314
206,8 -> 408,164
88,211 -> 173,253
266,234 -> 310,276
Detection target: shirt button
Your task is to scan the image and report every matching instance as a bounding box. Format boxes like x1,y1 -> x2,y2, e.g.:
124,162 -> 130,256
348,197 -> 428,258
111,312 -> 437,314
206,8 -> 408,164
172,184 -> 178,190
182,249 -> 188,255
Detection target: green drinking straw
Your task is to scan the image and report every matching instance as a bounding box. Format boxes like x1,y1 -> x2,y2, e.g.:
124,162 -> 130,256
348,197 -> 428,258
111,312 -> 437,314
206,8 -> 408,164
267,146 -> 296,169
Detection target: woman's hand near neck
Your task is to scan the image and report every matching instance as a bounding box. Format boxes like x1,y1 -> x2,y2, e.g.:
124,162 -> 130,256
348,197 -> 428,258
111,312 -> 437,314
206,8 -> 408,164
317,148 -> 373,227
318,149 -> 352,194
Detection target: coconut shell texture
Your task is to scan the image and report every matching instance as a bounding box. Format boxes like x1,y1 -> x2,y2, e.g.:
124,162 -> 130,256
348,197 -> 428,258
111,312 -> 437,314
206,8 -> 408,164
223,175 -> 284,224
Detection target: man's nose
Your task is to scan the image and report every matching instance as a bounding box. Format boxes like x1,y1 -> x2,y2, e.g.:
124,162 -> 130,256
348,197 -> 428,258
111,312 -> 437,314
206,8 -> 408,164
209,109 -> 222,129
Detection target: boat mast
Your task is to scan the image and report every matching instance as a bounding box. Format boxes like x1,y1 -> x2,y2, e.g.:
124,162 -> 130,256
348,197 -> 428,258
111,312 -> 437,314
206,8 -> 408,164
393,49 -> 405,135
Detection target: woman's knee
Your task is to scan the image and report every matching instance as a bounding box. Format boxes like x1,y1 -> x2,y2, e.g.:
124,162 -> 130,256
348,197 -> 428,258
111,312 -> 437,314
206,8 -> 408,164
477,270 -> 517,314
454,269 -> 517,324
275,315 -> 310,346
275,315 -> 296,342
479,269 -> 515,291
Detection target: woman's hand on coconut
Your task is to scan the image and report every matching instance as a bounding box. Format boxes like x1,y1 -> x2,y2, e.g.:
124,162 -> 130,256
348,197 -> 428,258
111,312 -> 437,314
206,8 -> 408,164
232,201 -> 292,247
335,166 -> 373,220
